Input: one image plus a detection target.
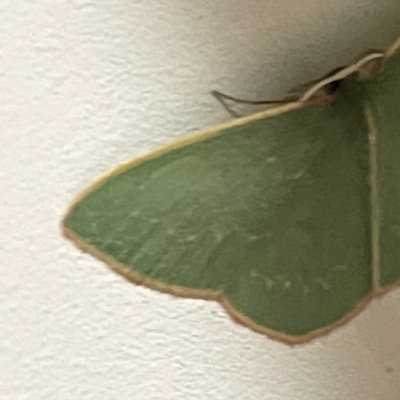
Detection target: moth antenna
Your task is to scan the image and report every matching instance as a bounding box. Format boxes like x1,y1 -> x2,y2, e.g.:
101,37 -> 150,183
211,90 -> 290,118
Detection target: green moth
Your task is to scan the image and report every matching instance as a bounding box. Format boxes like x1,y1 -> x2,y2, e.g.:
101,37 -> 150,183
63,37 -> 400,345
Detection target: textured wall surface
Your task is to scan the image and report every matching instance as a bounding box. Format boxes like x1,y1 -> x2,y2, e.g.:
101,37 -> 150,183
2,1 -> 400,399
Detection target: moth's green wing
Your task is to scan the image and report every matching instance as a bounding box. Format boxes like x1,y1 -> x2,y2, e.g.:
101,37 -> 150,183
64,80 -> 374,343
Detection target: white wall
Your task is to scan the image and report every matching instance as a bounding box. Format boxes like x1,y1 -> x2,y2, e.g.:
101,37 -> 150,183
1,1 -> 400,399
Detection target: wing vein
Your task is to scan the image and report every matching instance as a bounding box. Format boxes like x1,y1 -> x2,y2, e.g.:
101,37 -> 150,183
366,105 -> 381,292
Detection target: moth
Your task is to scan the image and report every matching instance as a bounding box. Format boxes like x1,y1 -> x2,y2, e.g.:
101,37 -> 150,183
63,37 -> 400,345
